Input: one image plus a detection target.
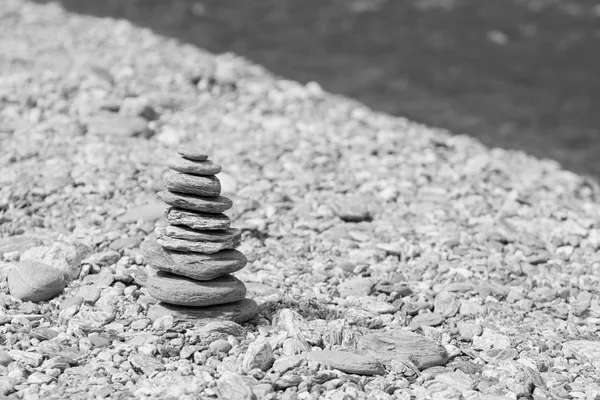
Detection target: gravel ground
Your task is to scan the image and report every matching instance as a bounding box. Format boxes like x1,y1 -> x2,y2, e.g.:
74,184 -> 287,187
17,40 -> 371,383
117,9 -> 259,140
2,1 -> 600,399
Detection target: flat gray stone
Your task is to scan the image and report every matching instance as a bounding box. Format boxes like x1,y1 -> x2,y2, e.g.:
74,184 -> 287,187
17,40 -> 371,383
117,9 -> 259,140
167,157 -> 222,176
165,208 -> 230,230
157,191 -> 232,214
356,330 -> 449,370
141,238 -> 246,280
156,232 -> 240,254
303,351 -> 384,376
7,261 -> 66,303
147,271 -> 246,306
116,201 -> 164,223
163,171 -> 221,197
147,298 -> 258,324
0,236 -> 43,256
177,147 -> 208,161
156,226 -> 241,243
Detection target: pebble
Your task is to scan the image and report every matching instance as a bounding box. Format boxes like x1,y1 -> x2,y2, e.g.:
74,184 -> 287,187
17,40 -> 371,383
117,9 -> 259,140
0,351 -> 13,367
562,340 -> 600,369
433,292 -> 461,317
142,238 -> 246,280
83,270 -> 115,287
86,112 -> 150,137
20,241 -> 91,281
331,197 -> 371,222
76,286 -> 101,305
129,354 -> 165,375
472,328 -> 511,351
147,271 -> 247,306
409,312 -> 444,329
157,191 -> 233,214
109,236 -> 144,251
163,170 -> 221,197
116,201 -> 165,223
242,338 -> 274,372
457,321 -> 483,341
0,236 -> 42,256
210,339 -> 233,353
165,208 -> 230,230
177,147 -> 208,161
217,372 -> 254,400
131,319 -> 152,330
339,277 -> 375,298
167,157 -> 222,176
357,330 -> 449,370
7,261 -> 66,302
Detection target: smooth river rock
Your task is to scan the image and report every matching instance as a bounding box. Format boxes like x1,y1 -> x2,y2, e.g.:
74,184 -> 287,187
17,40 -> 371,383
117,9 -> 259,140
141,238 -> 246,280
167,157 -> 222,176
279,351 -> 384,376
177,147 -> 208,161
147,271 -> 246,306
147,298 -> 258,324
165,208 -> 230,230
156,226 -> 241,243
157,191 -> 232,214
156,235 -> 241,254
7,261 -> 66,302
163,171 -> 221,197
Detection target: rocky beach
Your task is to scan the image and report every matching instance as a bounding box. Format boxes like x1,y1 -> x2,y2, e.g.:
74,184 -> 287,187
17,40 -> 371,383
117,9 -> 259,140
2,1 -> 600,399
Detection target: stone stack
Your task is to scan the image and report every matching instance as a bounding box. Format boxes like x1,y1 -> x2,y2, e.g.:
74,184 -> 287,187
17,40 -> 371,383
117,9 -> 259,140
141,147 -> 257,323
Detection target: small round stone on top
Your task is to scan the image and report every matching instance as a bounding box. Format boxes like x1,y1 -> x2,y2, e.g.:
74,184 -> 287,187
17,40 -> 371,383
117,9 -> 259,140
177,146 -> 208,161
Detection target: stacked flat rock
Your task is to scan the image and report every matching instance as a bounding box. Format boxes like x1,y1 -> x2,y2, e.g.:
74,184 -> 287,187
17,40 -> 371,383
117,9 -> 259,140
142,148 -> 257,323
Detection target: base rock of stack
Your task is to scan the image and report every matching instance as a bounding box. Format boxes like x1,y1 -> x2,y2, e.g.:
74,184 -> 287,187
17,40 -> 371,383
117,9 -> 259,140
147,271 -> 246,306
163,171 -> 221,197
166,208 -> 230,230
158,191 -> 232,213
167,157 -> 222,176
141,238 -> 246,280
147,298 -> 258,325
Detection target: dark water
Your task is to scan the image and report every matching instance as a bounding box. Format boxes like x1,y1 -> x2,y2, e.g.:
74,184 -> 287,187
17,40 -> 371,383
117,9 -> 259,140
35,0 -> 600,178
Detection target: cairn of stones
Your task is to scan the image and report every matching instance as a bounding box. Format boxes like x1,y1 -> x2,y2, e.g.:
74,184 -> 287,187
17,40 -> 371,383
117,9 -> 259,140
141,147 -> 256,322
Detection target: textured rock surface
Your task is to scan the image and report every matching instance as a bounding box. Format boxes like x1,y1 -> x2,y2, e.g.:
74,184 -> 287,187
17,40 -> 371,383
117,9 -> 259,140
147,271 -> 246,306
157,191 -> 233,213
141,238 -> 246,280
162,170 -> 221,197
165,208 -> 230,230
156,226 -> 241,243
167,157 -> 222,176
156,235 -> 240,254
7,261 -> 66,302
357,330 -> 449,370
177,147 -> 208,161
147,299 -> 258,324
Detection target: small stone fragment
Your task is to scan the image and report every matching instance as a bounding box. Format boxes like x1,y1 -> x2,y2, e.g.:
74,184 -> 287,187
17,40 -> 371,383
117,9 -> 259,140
210,339 -> 233,354
7,261 -> 66,302
242,338 -> 274,372
304,351 -> 384,375
86,112 -> 150,137
129,354 -> 165,376
434,292 -> 461,318
409,312 -> 444,329
331,197 -> 371,222
117,202 -> 165,223
339,277 -> 375,298
217,372 -> 255,400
